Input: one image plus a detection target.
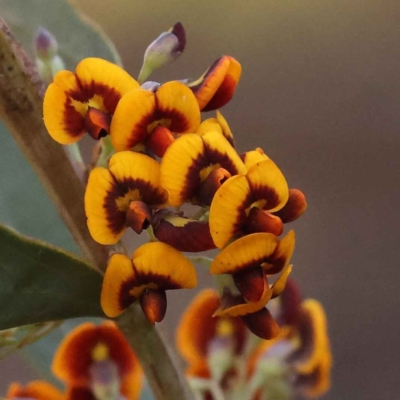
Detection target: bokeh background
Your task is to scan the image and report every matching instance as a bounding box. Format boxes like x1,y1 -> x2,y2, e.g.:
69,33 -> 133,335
1,1 -> 400,399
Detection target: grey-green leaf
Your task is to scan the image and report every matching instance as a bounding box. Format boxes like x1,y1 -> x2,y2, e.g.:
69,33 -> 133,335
0,224 -> 105,330
0,0 -> 122,69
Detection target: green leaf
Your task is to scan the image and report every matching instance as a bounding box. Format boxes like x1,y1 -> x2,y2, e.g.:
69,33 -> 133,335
0,122 -> 79,253
0,0 -> 122,69
0,224 -> 105,330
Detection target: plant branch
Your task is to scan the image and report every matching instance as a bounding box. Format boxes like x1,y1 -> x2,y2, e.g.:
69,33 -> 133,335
0,18 -> 194,400
0,17 -> 107,274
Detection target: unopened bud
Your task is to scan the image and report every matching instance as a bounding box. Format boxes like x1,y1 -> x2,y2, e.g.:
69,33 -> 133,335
34,26 -> 58,59
138,22 -> 186,83
33,27 -> 65,84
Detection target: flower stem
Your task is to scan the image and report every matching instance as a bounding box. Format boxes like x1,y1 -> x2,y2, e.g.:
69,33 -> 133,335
0,17 -> 194,400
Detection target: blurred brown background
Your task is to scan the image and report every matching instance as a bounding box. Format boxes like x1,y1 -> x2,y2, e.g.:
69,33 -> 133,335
1,0 -> 400,399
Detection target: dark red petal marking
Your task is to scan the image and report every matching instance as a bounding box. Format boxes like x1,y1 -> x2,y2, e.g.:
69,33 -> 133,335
70,80 -> 122,115
104,177 -> 167,237
241,308 -> 280,340
273,188 -> 307,223
140,289 -> 167,324
196,168 -> 231,206
233,267 -> 266,303
118,276 -> 138,312
202,74 -> 236,112
276,279 -> 303,327
243,208 -> 284,236
153,218 -> 216,253
146,125 -> 175,157
63,98 -> 85,137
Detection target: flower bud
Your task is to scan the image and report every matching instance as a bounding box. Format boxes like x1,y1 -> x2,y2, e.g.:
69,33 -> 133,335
33,27 -> 65,84
138,22 -> 186,83
34,26 -> 58,59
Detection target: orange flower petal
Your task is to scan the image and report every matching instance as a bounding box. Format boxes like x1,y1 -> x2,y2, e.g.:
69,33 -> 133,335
210,159 -> 289,247
101,254 -> 137,318
155,81 -> 200,132
132,242 -> 198,289
189,56 -> 242,111
44,58 -> 138,145
110,88 -> 156,151
291,300 -> 330,374
101,244 -> 197,318
242,148 -> 269,169
176,289 -> 246,372
75,58 -> 139,114
161,131 -> 244,206
246,159 -> 289,213
271,264 -> 293,299
216,111 -> 235,147
7,381 -> 63,400
85,167 -> 126,245
52,321 -> 141,391
264,230 -> 296,275
209,175 -> 251,248
85,151 -> 167,245
196,112 -> 234,147
196,118 -> 223,136
213,286 -> 273,317
210,233 -> 279,275
201,130 -> 245,174
111,82 -> 200,151
202,56 -> 241,111
160,133 -> 204,206
296,345 -> 332,398
43,71 -> 86,144
176,289 -> 220,364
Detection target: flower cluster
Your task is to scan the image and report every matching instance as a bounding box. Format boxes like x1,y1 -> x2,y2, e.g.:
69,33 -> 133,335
42,22 -> 308,336
177,281 -> 332,399
6,322 -> 142,400
40,21 -> 330,398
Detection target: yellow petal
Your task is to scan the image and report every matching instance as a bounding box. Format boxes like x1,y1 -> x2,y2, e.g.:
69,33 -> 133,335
242,148 -> 269,169
209,175 -> 251,248
132,242 -> 198,289
101,254 -> 137,317
111,88 -> 156,151
246,159 -> 289,212
43,71 -> 86,144
75,57 -> 139,114
155,81 -> 201,133
85,167 -> 127,245
108,151 -> 168,206
160,133 -> 205,206
210,233 -> 279,275
216,111 -> 234,146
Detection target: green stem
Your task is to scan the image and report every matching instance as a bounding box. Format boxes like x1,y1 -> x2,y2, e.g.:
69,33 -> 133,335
96,135 -> 115,168
187,256 -> 213,268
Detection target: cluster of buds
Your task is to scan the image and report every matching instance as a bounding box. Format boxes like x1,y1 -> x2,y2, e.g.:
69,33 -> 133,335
35,21 -> 331,399
6,322 -> 143,400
